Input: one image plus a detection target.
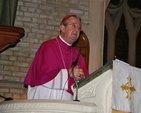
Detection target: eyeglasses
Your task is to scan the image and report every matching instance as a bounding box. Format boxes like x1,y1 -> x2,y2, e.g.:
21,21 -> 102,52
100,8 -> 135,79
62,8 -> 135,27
66,23 -> 81,31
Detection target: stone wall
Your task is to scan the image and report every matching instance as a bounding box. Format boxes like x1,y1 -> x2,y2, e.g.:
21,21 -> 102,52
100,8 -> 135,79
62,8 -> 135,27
0,0 -> 90,102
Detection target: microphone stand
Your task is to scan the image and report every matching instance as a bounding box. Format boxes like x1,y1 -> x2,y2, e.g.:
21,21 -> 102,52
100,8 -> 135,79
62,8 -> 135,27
71,65 -> 80,102
71,49 -> 81,102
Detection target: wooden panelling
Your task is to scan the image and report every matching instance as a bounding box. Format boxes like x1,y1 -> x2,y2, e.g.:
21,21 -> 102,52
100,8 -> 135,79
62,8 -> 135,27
73,30 -> 89,68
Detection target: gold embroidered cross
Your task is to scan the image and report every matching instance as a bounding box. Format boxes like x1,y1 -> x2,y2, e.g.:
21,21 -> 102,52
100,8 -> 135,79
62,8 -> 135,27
121,76 -> 136,101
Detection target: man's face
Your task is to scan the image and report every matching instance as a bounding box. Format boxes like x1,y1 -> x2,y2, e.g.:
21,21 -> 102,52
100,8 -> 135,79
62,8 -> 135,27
60,17 -> 81,44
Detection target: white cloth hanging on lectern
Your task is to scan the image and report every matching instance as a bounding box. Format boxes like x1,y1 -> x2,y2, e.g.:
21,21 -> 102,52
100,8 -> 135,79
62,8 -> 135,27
112,59 -> 141,112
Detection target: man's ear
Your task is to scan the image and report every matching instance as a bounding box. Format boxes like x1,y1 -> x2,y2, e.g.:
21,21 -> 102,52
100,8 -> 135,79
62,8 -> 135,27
60,25 -> 65,32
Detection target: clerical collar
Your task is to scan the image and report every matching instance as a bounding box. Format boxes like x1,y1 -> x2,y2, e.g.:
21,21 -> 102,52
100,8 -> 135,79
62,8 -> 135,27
59,36 -> 72,46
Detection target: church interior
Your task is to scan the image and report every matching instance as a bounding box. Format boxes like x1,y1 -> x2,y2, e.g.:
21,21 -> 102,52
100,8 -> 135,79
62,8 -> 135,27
0,0 -> 141,112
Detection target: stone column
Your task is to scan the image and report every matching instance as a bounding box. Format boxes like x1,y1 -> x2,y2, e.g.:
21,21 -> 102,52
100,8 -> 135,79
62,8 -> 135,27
83,0 -> 110,73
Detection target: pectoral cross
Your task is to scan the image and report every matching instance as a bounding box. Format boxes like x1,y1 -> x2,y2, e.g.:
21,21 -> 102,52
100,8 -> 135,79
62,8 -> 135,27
121,76 -> 136,101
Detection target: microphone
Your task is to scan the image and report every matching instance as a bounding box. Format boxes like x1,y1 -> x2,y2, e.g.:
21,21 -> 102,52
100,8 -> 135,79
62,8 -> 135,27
71,49 -> 81,68
71,49 -> 81,101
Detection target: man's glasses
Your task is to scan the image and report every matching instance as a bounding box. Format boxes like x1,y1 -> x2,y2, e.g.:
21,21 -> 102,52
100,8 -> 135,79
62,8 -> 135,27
66,23 -> 81,31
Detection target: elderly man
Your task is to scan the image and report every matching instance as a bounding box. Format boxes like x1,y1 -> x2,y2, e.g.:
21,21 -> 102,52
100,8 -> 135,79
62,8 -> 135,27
24,14 -> 89,100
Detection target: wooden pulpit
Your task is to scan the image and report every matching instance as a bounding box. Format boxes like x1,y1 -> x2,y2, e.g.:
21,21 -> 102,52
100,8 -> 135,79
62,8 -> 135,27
0,25 -> 25,53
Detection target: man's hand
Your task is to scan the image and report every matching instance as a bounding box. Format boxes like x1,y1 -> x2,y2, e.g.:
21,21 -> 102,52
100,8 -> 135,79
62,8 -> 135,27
69,66 -> 85,81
